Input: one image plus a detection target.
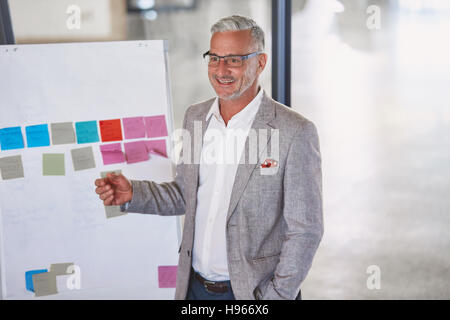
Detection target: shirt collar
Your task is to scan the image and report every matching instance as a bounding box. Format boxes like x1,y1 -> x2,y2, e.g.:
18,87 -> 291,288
206,88 -> 264,125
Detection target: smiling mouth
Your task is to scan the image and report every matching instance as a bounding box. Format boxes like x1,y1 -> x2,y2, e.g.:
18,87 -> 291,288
216,77 -> 235,85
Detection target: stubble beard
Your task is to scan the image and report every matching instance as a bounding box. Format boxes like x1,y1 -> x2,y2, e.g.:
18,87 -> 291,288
215,61 -> 258,101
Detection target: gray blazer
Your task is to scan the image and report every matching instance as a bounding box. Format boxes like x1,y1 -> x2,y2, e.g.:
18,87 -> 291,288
126,92 -> 323,300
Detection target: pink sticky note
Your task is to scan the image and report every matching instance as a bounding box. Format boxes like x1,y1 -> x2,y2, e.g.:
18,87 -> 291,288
144,115 -> 168,138
100,143 -> 125,165
123,117 -> 146,140
144,139 -> 167,158
158,266 -> 177,288
124,141 -> 149,164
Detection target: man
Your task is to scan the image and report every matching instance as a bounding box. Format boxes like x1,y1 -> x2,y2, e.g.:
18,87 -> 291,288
95,15 -> 323,300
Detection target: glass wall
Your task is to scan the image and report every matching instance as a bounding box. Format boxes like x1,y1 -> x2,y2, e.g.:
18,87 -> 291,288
8,0 -> 272,130
292,0 -> 450,299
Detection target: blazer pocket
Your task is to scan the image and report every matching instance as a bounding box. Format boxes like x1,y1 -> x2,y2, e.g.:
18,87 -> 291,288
258,166 -> 279,176
251,252 -> 281,263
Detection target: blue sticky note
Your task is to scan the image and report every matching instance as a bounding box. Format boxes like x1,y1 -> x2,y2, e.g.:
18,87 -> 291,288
25,269 -> 47,292
75,121 -> 100,144
26,124 -> 50,148
0,127 -> 24,151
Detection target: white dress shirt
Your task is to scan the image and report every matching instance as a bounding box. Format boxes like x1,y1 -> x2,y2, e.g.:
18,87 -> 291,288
192,89 -> 264,281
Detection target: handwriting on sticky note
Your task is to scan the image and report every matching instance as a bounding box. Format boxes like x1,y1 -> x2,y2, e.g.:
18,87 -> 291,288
144,115 -> 168,138
144,139 -> 167,158
50,122 -> 76,145
123,117 -> 146,140
0,126 -> 24,151
0,155 -> 24,180
124,141 -> 149,164
99,119 -> 123,142
26,124 -> 50,148
100,143 -> 125,165
75,121 -> 99,144
158,266 -> 177,288
71,146 -> 96,171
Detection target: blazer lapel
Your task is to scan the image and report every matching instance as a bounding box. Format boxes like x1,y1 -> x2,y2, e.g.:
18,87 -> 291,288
185,100 -> 213,218
226,93 -> 276,223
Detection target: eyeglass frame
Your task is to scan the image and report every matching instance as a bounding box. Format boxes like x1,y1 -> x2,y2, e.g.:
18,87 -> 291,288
202,50 -> 264,67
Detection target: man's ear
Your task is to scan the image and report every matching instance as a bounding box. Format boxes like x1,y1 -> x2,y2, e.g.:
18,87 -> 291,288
257,53 -> 268,73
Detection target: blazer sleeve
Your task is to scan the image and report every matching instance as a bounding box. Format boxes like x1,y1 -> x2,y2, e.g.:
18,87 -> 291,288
124,111 -> 189,216
262,120 -> 324,299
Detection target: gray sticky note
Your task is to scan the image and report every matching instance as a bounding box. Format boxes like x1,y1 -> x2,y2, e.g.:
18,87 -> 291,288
49,263 -> 74,276
100,169 -> 121,179
100,170 -> 127,218
71,146 -> 96,171
105,205 -> 127,219
51,122 -> 76,145
32,272 -> 58,297
0,155 -> 24,180
43,153 -> 65,176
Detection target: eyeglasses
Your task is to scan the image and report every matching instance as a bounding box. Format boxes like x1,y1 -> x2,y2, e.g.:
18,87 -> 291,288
203,51 -> 263,67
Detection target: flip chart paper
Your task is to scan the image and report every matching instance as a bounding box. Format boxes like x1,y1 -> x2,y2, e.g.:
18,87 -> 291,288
50,122 -> 76,145
75,121 -> 99,144
144,115 -> 168,138
144,139 -> 167,158
100,143 -> 125,165
32,272 -> 58,297
25,269 -> 48,292
0,155 -> 25,180
25,124 -> 51,148
0,126 -> 24,151
43,153 -> 65,176
158,266 -> 177,288
124,141 -> 149,164
123,117 -> 146,139
99,119 -> 123,142
71,146 -> 96,171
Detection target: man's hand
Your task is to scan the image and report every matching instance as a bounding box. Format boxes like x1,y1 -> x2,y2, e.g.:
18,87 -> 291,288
95,173 -> 133,206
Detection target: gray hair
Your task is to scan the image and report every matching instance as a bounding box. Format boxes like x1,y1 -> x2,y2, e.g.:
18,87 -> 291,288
210,15 -> 265,52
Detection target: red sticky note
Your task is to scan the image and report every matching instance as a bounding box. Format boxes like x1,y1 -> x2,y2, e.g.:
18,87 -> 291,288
144,139 -> 167,158
144,115 -> 168,138
100,143 -> 125,165
99,119 -> 123,142
123,117 -> 146,140
124,141 -> 149,164
158,266 -> 177,288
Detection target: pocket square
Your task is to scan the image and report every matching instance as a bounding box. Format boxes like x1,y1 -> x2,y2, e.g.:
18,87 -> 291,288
260,159 -> 278,168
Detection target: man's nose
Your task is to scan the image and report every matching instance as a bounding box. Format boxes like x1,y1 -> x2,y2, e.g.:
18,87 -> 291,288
215,58 -> 231,76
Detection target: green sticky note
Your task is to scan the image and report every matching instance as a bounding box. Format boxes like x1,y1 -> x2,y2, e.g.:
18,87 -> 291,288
43,153 -> 65,176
